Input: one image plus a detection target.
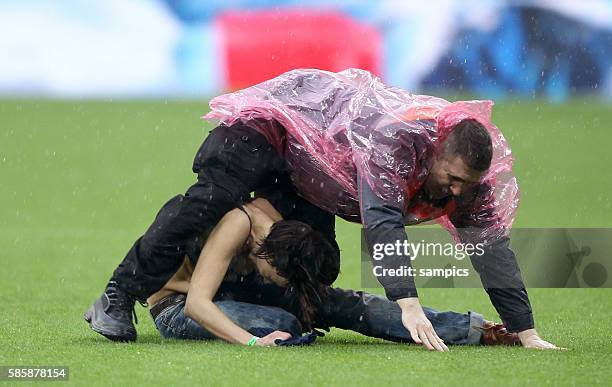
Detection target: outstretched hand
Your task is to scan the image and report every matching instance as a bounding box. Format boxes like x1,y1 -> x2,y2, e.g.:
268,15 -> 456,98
255,330 -> 292,346
397,298 -> 449,352
518,329 -> 565,350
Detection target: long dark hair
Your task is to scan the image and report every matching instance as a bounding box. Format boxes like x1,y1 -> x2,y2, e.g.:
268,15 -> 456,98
255,220 -> 340,331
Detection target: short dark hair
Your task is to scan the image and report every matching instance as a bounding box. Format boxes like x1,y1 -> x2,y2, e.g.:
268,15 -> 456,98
255,220 -> 340,331
442,119 -> 493,171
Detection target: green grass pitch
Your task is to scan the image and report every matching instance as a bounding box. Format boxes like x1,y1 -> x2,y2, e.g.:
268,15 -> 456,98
1,99 -> 611,386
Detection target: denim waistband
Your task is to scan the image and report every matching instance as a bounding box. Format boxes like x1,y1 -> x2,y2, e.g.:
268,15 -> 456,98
150,293 -> 186,320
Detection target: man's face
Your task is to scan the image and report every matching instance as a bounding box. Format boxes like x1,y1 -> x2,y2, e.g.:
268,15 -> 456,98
423,154 -> 486,200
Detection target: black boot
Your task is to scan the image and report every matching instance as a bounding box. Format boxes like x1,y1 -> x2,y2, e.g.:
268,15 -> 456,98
84,280 -> 138,342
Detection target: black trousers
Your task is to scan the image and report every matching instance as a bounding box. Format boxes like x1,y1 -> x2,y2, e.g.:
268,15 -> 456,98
112,122 -> 338,299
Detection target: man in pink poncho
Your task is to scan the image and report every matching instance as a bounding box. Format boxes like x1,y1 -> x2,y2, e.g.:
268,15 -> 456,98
86,69 -> 559,350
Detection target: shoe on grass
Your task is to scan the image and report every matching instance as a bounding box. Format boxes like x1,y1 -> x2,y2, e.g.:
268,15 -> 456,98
84,281 -> 137,342
479,321 -> 521,346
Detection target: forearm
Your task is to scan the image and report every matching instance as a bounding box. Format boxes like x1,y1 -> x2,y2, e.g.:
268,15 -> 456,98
184,297 -> 254,345
185,209 -> 257,344
365,225 -> 418,300
470,235 -> 534,332
485,288 -> 534,332
358,174 -> 417,300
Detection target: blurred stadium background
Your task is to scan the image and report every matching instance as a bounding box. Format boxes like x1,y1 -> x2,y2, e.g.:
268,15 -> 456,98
1,0 -> 611,100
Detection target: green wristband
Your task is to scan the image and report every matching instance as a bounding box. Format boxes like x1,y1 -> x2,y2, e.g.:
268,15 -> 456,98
246,336 -> 258,346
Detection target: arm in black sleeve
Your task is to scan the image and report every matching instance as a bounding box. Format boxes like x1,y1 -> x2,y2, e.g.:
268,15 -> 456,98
452,182 -> 534,333
464,231 -> 534,332
357,173 -> 418,301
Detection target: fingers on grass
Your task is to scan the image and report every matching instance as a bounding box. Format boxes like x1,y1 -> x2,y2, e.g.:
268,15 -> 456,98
418,326 -> 434,350
425,327 -> 445,352
409,328 -> 422,344
430,328 -> 449,351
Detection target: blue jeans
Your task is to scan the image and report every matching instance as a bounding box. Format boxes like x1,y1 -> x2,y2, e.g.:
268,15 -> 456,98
152,286 -> 484,345
155,298 -> 302,340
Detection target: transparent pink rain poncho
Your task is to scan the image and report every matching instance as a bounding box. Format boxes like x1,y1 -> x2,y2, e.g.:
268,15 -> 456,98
204,69 -> 519,242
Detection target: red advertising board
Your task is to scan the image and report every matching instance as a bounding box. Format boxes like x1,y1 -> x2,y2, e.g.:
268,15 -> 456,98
216,9 -> 382,89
